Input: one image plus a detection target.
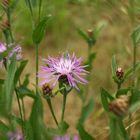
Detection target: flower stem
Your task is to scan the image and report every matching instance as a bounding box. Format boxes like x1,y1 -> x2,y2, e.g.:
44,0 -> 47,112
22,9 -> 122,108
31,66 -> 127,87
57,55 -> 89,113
15,89 -> 24,134
35,44 -> 39,95
46,98 -> 58,127
21,98 -> 26,121
61,94 -> 67,122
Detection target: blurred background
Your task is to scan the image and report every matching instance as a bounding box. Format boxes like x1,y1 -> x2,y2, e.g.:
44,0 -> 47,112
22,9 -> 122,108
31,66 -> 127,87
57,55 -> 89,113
1,0 -> 140,139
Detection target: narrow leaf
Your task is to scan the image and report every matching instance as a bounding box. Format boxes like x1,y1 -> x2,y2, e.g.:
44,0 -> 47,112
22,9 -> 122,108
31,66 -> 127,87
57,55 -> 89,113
101,88 -> 114,111
4,54 -> 17,113
79,98 -> 94,124
111,56 -> 117,77
32,16 -> 51,44
77,123 -> 95,140
14,60 -> 28,85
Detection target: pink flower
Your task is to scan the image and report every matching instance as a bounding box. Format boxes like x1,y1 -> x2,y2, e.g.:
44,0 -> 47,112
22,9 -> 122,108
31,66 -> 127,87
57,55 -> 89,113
53,135 -> 80,140
0,43 -> 6,67
7,131 -> 24,140
0,42 -> 22,68
39,53 -> 88,89
8,44 -> 22,60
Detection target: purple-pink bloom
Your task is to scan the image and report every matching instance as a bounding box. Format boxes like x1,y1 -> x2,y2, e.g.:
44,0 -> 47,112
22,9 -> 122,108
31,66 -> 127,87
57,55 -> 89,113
53,135 -> 80,140
0,43 -> 6,67
8,45 -> 22,60
39,53 -> 88,89
7,131 -> 24,140
0,42 -> 22,68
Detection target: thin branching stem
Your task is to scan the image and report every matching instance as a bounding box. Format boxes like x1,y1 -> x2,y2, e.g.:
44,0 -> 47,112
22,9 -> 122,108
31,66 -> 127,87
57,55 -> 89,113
46,98 -> 58,127
61,94 -> 67,122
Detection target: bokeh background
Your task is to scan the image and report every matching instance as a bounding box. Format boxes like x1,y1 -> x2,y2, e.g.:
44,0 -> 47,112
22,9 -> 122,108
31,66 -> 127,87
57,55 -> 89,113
1,0 -> 140,139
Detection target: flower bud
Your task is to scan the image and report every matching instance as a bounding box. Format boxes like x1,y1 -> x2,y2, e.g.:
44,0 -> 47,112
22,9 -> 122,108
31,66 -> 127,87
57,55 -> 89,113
109,95 -> 129,116
87,29 -> 93,37
116,67 -> 124,79
42,83 -> 52,97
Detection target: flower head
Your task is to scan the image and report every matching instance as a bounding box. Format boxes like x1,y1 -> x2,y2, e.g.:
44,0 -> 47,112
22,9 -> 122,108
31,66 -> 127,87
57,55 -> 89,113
0,43 -> 6,53
8,44 -> 22,60
0,42 -> 22,68
116,67 -> 124,79
0,43 -> 7,67
53,135 -> 80,140
40,53 -> 88,89
7,131 -> 24,140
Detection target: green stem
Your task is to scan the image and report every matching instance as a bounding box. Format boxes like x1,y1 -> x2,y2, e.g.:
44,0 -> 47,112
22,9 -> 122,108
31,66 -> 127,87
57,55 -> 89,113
117,82 -> 121,90
46,98 -> 58,126
6,9 -> 14,43
35,44 -> 39,95
15,89 -> 24,134
21,98 -> 26,121
61,94 -> 67,122
38,0 -> 42,21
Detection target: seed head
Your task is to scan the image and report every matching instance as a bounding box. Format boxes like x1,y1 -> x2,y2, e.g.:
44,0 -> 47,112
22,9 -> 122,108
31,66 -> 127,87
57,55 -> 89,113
116,67 -> 124,79
109,95 -> 129,116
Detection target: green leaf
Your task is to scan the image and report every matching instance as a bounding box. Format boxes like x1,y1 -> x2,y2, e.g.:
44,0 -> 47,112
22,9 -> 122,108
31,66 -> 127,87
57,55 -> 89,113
14,60 -> 28,85
131,25 -> 140,47
25,0 -> 33,16
111,56 -> 117,77
23,74 -> 30,87
79,98 -> 94,124
94,23 -> 104,39
136,133 -> 140,140
58,121 -> 69,134
77,123 -> 95,140
109,117 -> 120,140
118,119 -> 129,140
116,88 -> 130,97
24,121 -> 34,140
32,16 -> 51,44
0,121 -> 9,134
124,61 -> 140,80
30,94 -> 46,140
0,79 -> 4,85
17,86 -> 35,99
100,88 -> 114,111
109,116 -> 129,140
0,47 -> 12,60
77,28 -> 88,41
130,89 -> 140,104
4,54 -> 17,113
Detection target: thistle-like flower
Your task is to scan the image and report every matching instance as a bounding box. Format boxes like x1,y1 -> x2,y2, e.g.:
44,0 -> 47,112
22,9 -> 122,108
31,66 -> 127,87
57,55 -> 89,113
0,42 -> 22,67
0,43 -> 7,67
53,135 -> 80,140
40,53 -> 88,89
7,131 -> 24,140
8,44 -> 22,60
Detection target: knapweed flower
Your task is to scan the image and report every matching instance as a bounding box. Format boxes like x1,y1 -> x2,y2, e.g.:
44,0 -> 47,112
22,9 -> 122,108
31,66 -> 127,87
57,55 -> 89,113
7,131 -> 24,140
116,67 -> 124,79
40,53 -> 88,89
42,83 -> 53,97
53,135 -> 80,140
0,42 -> 22,67
8,44 -> 22,60
0,43 -> 7,67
